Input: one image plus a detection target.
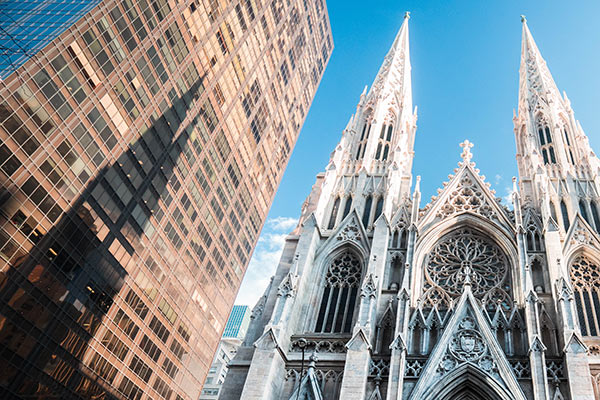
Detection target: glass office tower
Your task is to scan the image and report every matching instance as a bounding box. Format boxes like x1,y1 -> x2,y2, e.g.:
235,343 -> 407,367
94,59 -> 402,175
0,0 -> 332,398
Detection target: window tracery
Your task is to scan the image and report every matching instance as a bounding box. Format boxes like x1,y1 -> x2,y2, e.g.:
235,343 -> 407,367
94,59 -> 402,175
315,251 -> 362,333
375,124 -> 393,161
536,116 -> 556,164
569,255 -> 600,336
355,112 -> 372,160
421,228 -> 512,309
563,126 -> 575,164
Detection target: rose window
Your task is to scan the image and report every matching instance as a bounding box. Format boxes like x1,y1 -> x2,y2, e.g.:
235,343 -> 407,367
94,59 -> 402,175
422,228 -> 511,307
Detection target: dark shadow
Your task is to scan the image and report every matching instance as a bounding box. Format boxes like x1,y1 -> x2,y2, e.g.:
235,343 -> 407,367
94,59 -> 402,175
0,74 -> 206,399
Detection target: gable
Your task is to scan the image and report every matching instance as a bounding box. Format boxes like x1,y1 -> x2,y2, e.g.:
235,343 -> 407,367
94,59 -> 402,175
419,160 -> 514,232
316,209 -> 371,259
408,287 -> 526,400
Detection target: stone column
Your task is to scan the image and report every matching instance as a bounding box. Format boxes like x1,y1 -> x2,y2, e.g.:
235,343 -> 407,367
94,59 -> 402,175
239,329 -> 286,400
339,328 -> 371,399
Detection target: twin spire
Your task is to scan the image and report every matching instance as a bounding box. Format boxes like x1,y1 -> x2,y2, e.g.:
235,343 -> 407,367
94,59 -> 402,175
518,15 -> 563,114
365,11 -> 412,109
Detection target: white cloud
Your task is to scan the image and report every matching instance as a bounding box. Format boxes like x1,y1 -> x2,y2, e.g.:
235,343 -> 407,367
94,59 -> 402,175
267,216 -> 299,231
494,174 -> 502,185
502,186 -> 515,209
235,216 -> 296,306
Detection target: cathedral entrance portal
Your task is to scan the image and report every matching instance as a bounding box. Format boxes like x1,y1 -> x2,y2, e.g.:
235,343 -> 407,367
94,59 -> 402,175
417,364 -> 513,400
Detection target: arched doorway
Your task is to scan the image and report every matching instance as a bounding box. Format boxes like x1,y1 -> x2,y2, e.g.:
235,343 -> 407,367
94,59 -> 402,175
417,364 -> 517,400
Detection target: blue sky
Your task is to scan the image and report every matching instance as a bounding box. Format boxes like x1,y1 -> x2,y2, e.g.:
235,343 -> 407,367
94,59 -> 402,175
235,1 -> 600,306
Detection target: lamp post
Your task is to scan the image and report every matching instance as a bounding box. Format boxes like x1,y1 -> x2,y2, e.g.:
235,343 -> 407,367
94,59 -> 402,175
295,338 -> 307,400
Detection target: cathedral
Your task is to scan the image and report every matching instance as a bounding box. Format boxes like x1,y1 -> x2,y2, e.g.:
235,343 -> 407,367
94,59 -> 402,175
219,14 -> 600,400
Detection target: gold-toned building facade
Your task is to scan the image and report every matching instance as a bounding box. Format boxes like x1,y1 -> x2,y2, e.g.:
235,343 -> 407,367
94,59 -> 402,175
0,0 -> 332,398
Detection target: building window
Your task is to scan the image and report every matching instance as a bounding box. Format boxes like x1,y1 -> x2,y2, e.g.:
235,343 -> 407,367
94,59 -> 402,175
362,195 -> 372,228
563,127 -> 576,164
373,196 -> 384,222
315,251 -> 362,333
560,200 -> 570,232
355,117 -> 371,160
342,196 -> 352,220
328,196 -> 340,229
537,120 -> 556,164
375,124 -> 392,161
580,199 -> 590,224
591,201 -> 600,232
570,255 -> 600,336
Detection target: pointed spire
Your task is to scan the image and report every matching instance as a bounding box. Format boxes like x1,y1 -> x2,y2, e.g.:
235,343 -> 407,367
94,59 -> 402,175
519,17 -> 561,113
366,12 -> 412,108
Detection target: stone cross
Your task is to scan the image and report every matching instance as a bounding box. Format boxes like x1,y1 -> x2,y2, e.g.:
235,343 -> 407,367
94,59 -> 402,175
460,140 -> 474,162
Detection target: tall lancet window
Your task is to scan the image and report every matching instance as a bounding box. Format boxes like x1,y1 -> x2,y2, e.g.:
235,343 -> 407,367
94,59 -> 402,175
579,199 -> 590,224
375,124 -> 393,161
374,196 -> 384,222
362,195 -> 372,228
315,251 -> 362,333
570,255 -> 600,336
328,197 -> 341,229
591,201 -> 600,232
561,200 -> 570,232
537,119 -> 556,164
355,118 -> 371,160
563,126 -> 576,164
342,196 -> 353,219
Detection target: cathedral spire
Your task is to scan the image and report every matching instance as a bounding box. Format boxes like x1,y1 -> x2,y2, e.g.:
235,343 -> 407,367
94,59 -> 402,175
365,12 -> 412,109
518,16 -> 562,116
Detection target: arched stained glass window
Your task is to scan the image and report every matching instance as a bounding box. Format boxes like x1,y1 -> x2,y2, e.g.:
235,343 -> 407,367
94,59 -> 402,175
328,197 -> 340,229
421,228 -> 512,310
315,252 -> 362,333
570,256 -> 600,336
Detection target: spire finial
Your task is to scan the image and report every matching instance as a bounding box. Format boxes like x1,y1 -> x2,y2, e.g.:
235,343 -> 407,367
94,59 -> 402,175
404,11 -> 410,20
459,140 -> 474,162
520,14 -> 527,23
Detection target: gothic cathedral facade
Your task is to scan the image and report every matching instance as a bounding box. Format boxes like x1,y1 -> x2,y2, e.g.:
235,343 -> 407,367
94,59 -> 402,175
219,15 -> 600,400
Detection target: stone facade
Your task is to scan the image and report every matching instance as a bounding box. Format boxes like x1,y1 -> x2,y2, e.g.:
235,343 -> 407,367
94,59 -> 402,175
219,15 -> 600,400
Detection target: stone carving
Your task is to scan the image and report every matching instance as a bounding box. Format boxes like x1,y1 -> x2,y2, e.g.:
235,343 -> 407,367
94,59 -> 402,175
325,252 -> 362,288
290,338 -> 347,353
436,173 -> 497,219
546,359 -> 564,383
423,228 -> 511,306
404,359 -> 425,378
369,358 -> 390,376
510,360 -> 531,379
570,226 -> 594,246
587,344 -> 600,356
360,273 -> 377,299
448,317 -> 487,362
437,315 -> 498,377
336,220 -> 362,242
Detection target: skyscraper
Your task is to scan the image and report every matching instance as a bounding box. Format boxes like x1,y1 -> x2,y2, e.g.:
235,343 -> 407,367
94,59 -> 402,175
223,305 -> 251,339
0,0 -> 332,398
219,15 -> 600,400
200,305 -> 251,399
